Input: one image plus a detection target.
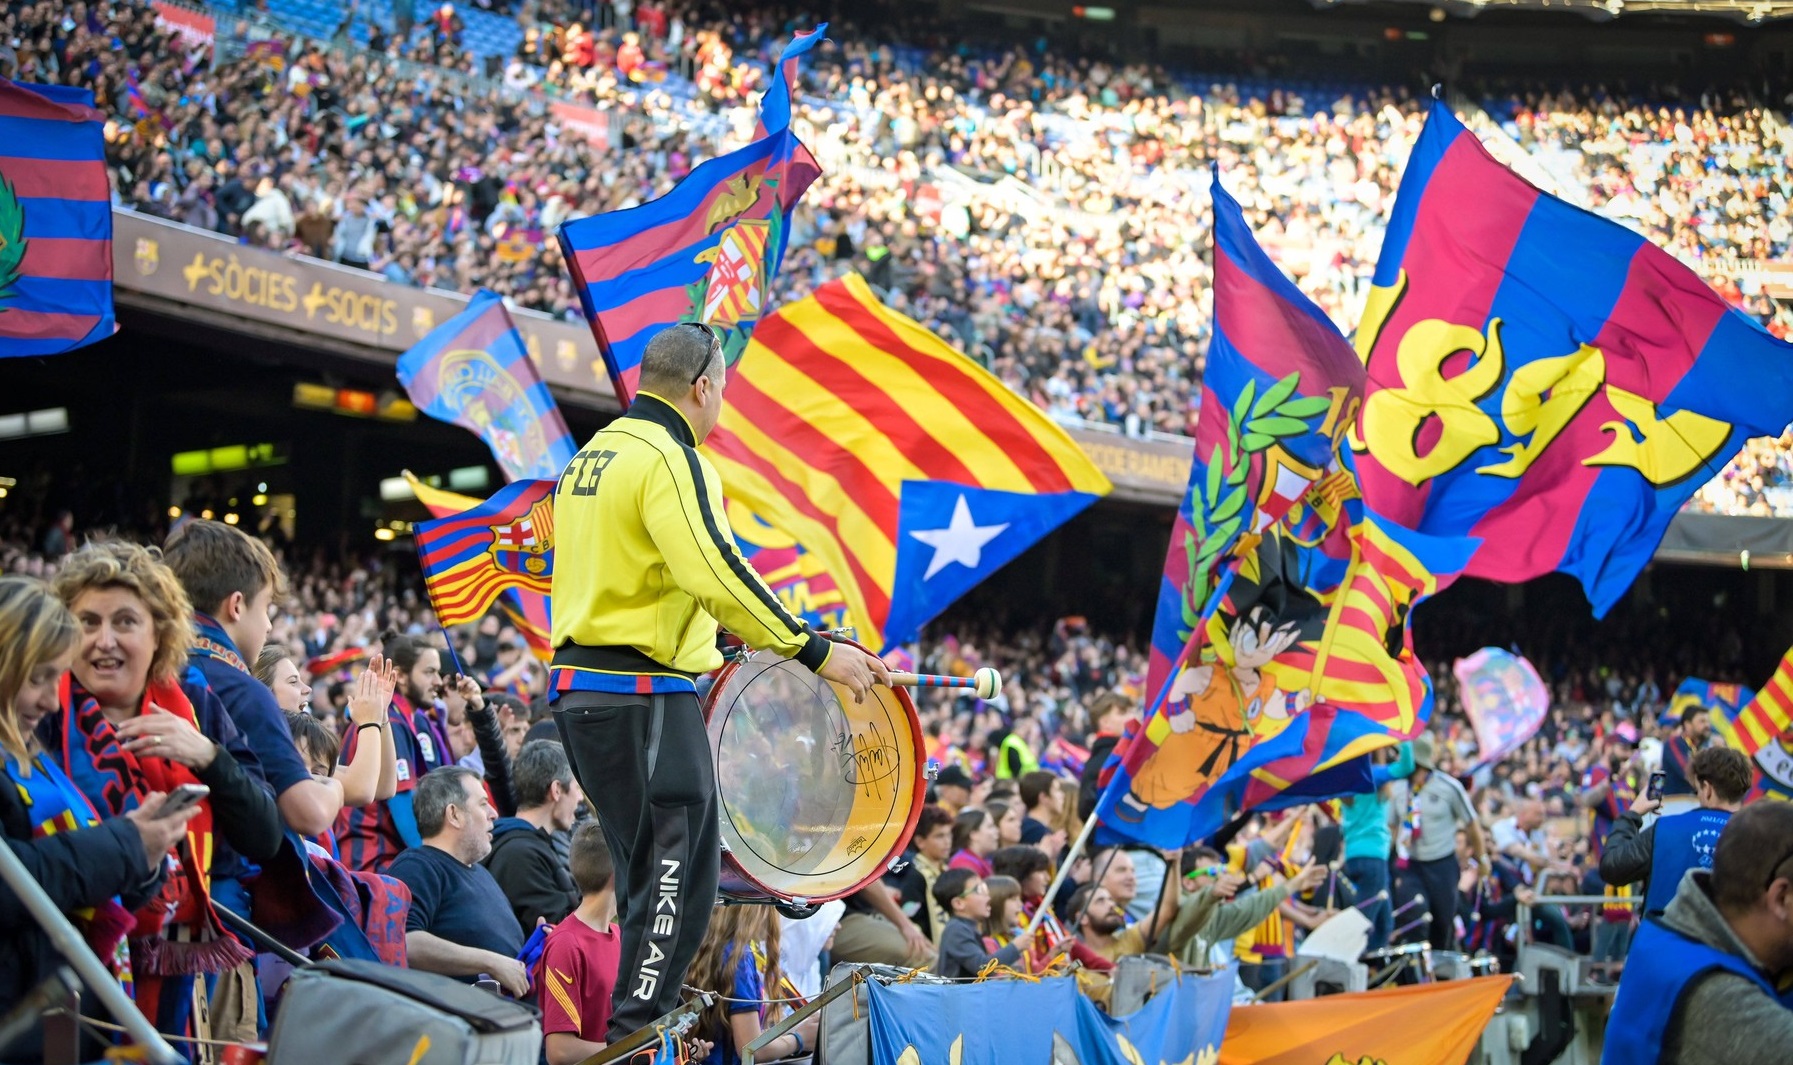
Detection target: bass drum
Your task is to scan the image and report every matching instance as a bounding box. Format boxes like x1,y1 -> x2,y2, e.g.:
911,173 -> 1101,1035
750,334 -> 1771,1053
703,641 -> 924,905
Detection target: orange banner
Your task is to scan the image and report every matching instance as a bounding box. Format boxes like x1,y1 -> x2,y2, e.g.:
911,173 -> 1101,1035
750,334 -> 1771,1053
1218,976 -> 1513,1065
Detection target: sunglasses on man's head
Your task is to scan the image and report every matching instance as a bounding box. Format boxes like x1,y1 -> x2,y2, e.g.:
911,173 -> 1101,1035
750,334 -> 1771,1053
682,321 -> 721,384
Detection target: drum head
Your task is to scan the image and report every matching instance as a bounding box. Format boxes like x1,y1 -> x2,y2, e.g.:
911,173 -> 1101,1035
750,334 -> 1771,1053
705,647 -> 923,902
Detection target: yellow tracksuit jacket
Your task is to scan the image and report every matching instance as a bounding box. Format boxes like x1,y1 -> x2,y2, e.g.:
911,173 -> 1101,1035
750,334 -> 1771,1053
550,392 -> 831,683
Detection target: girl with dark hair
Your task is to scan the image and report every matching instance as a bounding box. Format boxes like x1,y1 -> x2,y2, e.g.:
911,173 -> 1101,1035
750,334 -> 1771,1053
949,807 -> 999,877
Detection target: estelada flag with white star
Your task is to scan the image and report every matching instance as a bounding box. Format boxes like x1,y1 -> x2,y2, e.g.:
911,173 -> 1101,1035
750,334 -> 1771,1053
703,273 -> 1111,651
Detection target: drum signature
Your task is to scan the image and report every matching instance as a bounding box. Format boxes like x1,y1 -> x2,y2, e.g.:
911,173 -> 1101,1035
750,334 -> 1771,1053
831,721 -> 900,795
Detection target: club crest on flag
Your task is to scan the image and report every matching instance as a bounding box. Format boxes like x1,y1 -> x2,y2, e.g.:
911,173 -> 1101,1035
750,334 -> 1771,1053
436,347 -> 552,479
489,497 -> 554,578
697,217 -> 772,331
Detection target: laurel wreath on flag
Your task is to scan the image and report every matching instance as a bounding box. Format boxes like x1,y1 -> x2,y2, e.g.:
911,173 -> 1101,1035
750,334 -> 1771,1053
1178,371 -> 1332,638
0,173 -> 26,305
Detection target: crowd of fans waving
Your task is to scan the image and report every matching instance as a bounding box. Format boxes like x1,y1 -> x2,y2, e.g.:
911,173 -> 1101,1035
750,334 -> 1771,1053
2,507 -> 1787,1060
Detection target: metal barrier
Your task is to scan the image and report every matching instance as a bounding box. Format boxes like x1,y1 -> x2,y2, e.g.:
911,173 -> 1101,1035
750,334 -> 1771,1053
1513,893 -> 1641,950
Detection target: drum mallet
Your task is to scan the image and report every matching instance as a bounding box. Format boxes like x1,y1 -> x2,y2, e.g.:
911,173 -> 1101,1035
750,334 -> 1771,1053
884,667 -> 1003,699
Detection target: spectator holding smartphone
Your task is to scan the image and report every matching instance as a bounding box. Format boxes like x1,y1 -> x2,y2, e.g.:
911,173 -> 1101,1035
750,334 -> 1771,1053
1600,748 -> 1753,918
0,576 -> 200,1063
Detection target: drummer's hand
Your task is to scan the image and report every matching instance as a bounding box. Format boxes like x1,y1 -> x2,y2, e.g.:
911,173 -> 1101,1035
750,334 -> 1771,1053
818,642 -> 889,703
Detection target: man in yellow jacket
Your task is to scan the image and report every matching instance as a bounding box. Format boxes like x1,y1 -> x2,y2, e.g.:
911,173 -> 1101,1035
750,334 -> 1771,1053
550,323 -> 888,1044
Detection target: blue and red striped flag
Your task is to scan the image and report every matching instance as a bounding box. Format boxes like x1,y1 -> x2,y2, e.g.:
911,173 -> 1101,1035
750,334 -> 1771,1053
1143,172 -> 1368,708
557,27 -> 825,406
0,79 -> 114,358
414,479 -> 556,628
406,472 -> 551,660
1096,177 -> 1476,849
397,289 -> 576,483
1354,98 -> 1793,616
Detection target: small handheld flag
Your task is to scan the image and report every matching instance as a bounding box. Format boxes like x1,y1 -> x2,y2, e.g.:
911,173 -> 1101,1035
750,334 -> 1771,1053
413,479 -> 556,628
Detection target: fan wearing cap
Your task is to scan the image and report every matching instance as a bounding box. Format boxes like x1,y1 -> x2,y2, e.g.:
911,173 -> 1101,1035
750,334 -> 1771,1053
1403,733 -> 1487,951
933,764 -> 974,815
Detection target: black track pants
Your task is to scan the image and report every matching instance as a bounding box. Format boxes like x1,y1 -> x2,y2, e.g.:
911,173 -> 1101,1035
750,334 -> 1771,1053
553,690 -> 719,1042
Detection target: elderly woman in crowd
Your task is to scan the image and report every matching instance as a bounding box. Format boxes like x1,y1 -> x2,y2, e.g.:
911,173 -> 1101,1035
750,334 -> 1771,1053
41,542 -> 282,1046
0,575 -> 199,1062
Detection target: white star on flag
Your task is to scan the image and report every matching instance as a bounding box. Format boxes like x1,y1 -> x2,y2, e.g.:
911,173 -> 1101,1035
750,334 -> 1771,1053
909,495 -> 1009,580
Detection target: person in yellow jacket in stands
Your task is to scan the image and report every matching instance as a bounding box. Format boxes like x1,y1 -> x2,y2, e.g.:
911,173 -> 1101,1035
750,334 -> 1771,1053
549,323 -> 890,1045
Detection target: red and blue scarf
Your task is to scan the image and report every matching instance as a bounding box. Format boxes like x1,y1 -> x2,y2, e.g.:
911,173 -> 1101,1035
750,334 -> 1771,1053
57,674 -> 252,978
192,613 -> 250,675
6,748 -> 136,992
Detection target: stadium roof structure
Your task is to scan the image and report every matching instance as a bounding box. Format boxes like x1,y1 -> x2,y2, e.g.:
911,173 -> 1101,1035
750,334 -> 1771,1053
1310,0 -> 1793,22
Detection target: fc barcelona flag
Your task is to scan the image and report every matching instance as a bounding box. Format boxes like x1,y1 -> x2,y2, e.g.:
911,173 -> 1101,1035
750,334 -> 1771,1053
414,479 -> 556,627
397,289 -> 577,484
405,472 -> 552,660
1354,97 -> 1793,616
558,27 -> 825,406
0,79 -> 113,358
1098,178 -> 1475,850
704,273 -> 1111,651
1144,174 -> 1367,708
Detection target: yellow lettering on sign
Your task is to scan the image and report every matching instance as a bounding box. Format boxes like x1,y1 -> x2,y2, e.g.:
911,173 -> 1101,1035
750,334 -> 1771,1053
1360,316 -> 1505,485
1586,385 -> 1733,485
1477,343 -> 1605,478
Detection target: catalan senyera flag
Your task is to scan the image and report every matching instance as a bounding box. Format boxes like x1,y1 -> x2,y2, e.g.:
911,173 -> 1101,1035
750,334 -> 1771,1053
1218,977 -> 1513,1065
413,478 -> 556,628
1728,647 -> 1793,757
1354,98 -> 1793,617
406,472 -> 552,659
558,27 -> 824,406
0,79 -> 114,357
397,289 -> 577,484
704,273 -> 1111,651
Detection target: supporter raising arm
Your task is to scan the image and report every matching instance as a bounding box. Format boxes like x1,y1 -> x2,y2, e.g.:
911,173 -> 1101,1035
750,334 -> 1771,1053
257,649 -> 400,808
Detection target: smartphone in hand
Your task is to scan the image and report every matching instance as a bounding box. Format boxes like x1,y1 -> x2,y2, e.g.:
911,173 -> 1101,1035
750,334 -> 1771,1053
1647,771 -> 1665,802
155,784 -> 211,818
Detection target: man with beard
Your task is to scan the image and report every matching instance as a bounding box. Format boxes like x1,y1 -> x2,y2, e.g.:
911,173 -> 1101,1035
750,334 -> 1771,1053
336,631 -> 512,873
1663,705 -> 1715,800
1580,727 -> 1639,862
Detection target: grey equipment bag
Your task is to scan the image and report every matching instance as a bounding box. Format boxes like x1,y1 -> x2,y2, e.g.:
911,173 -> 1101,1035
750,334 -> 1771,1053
267,959 -> 542,1065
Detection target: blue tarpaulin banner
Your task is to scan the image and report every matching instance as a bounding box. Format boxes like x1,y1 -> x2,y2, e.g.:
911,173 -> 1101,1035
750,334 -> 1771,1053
867,969 -> 1233,1065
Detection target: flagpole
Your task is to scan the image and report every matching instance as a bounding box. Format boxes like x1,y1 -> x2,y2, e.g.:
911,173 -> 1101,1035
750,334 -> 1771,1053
1022,812 -> 1098,940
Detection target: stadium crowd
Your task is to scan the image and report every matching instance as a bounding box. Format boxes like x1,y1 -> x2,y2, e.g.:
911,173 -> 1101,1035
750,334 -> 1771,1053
3,498 -> 1787,1061
4,0 -> 1793,1051
20,0 -> 1792,458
